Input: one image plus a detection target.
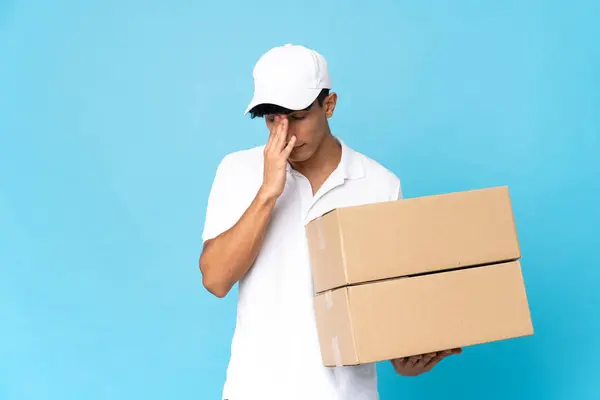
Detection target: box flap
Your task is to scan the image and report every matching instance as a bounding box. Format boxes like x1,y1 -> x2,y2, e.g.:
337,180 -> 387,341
339,186 -> 521,287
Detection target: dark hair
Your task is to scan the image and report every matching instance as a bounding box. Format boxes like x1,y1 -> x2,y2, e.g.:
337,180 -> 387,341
248,89 -> 330,119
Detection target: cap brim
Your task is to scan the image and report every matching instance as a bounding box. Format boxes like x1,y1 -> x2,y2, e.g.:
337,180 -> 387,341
244,87 -> 323,115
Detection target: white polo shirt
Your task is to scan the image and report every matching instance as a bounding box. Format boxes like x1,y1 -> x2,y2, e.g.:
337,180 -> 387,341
202,137 -> 402,400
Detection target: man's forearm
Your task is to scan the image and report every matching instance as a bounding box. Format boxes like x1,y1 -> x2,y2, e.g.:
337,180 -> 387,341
199,188 -> 277,297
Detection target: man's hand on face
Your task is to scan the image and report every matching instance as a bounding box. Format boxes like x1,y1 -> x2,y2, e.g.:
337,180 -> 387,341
391,348 -> 462,377
259,115 -> 296,201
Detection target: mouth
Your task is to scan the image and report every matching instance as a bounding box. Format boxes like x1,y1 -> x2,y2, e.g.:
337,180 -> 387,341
293,143 -> 305,149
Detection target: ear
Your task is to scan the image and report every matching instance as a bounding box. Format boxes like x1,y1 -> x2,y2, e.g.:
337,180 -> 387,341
323,92 -> 338,118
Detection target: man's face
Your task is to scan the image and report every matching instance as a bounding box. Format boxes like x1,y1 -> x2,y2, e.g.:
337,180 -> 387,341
265,93 -> 337,162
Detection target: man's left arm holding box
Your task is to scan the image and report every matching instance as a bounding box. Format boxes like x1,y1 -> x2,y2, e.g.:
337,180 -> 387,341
391,348 -> 462,377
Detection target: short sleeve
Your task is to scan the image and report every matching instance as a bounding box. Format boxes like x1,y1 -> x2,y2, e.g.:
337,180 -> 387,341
387,175 -> 403,201
202,155 -> 241,243
395,179 -> 403,200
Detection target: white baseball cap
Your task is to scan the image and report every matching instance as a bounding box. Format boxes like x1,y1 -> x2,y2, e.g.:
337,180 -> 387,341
244,43 -> 331,115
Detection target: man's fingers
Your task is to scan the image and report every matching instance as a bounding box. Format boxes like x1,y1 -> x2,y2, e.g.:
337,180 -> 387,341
430,356 -> 443,365
396,356 -> 419,373
414,352 -> 436,369
282,136 -> 297,157
279,117 -> 289,149
414,359 -> 428,369
421,352 -> 437,365
391,358 -> 403,372
425,354 -> 444,368
441,348 -> 462,357
424,348 -> 460,368
265,117 -> 280,151
270,117 -> 282,148
269,116 -> 280,138
408,355 -> 422,366
395,357 -> 410,369
274,116 -> 287,151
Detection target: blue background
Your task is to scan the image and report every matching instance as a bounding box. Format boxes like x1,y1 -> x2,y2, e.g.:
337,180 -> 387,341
1,0 -> 599,399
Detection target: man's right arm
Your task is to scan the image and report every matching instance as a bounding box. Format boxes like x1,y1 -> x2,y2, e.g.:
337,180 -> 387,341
199,188 -> 277,298
199,115 -> 295,298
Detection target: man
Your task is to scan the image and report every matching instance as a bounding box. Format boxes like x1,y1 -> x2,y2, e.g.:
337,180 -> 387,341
199,44 -> 461,400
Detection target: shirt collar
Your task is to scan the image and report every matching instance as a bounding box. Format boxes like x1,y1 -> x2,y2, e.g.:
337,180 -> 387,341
336,137 -> 365,180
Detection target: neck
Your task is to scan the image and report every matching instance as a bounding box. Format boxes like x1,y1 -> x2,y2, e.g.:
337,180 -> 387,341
290,132 -> 342,189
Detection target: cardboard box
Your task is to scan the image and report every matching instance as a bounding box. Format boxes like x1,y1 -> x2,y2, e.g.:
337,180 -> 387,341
306,186 -> 521,294
313,261 -> 534,366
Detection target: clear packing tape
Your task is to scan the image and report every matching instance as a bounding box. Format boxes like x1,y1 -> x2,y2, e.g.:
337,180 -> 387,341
332,336 -> 342,367
315,217 -> 343,368
325,290 -> 343,367
316,216 -> 327,249
325,290 -> 333,309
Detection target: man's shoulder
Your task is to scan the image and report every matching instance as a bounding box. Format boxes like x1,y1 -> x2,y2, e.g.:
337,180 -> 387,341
209,145 -> 265,195
219,145 -> 265,168
353,149 -> 400,186
212,145 -> 265,182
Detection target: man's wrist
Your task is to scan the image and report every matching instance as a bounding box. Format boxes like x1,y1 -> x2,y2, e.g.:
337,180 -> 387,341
256,186 -> 279,207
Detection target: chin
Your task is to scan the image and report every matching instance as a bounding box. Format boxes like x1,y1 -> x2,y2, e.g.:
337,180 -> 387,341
289,147 -> 312,162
